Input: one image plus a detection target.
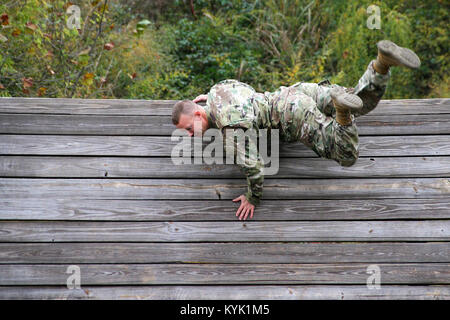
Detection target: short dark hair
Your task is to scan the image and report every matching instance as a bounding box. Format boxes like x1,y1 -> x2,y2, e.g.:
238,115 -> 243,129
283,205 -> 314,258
172,100 -> 197,125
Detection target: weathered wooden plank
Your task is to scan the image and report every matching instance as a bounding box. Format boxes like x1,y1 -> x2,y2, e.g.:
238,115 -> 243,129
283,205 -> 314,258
1,113 -> 448,135
1,198 -> 448,221
0,97 -> 448,115
1,99 -> 448,300
1,242 -> 447,264
1,178 -> 448,200
1,156 -> 448,178
0,285 -> 448,300
1,135 -> 449,157
0,114 -> 171,135
0,97 -> 175,115
1,263 -> 448,285
365,98 -> 450,115
0,221 -> 448,242
0,135 -> 176,156
355,115 -> 449,135
283,135 -> 450,157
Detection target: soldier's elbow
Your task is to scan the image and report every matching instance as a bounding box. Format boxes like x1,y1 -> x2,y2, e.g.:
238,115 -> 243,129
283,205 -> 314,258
339,156 -> 358,167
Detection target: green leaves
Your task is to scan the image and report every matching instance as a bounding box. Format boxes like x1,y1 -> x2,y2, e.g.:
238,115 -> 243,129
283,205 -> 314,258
0,0 -> 446,99
0,0 -> 119,97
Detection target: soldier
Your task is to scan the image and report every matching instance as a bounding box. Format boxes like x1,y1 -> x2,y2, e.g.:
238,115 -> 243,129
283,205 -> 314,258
172,40 -> 421,220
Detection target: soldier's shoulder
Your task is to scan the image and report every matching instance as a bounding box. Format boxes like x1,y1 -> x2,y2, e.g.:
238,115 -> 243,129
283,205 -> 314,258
217,79 -> 239,85
213,79 -> 256,92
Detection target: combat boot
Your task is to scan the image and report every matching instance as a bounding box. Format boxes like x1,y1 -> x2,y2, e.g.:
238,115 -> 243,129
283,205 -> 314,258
373,40 -> 421,74
330,87 -> 363,126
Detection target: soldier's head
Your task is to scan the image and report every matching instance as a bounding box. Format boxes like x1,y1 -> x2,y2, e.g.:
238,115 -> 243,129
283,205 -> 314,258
172,100 -> 209,137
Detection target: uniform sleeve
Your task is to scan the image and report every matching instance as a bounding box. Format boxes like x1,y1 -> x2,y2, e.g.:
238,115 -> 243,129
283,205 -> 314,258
207,81 -> 255,130
222,125 -> 264,206
218,106 -> 253,129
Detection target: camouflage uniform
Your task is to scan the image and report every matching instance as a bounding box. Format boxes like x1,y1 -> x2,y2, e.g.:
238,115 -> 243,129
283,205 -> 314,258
203,60 -> 390,206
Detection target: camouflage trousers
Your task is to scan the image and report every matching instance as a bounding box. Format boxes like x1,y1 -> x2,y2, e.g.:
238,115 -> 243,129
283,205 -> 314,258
282,60 -> 390,167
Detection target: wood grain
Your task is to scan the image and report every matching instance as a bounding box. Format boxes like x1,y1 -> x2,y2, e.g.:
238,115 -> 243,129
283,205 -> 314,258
0,220 -> 448,242
1,263 -> 448,285
1,242 -> 448,263
1,198 -> 448,221
1,178 -> 449,200
1,135 -> 449,156
1,113 -> 448,135
0,97 -> 448,115
1,97 -> 449,299
1,156 -> 448,178
0,285 -> 448,300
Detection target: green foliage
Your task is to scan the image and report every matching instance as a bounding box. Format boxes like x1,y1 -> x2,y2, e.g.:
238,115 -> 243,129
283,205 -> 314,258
126,69 -> 191,99
0,0 -> 447,99
171,15 -> 262,87
236,0 -> 329,88
325,0 -> 416,98
397,1 -> 449,98
0,0 -> 118,98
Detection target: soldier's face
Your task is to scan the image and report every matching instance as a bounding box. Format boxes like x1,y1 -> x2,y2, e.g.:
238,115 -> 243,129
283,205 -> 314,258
176,110 -> 207,137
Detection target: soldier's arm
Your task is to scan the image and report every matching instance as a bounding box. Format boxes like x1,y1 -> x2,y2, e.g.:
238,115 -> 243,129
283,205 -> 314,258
222,125 -> 264,206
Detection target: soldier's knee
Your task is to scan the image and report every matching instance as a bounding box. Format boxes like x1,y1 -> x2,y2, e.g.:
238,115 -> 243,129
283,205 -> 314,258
338,146 -> 359,167
333,124 -> 359,167
339,155 -> 358,167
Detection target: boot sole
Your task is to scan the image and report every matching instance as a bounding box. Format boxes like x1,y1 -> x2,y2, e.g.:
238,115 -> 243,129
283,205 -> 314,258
377,40 -> 421,69
330,89 -> 363,111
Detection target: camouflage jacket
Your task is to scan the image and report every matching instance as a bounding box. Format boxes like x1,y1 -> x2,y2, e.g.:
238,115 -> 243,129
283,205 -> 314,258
203,79 -> 297,206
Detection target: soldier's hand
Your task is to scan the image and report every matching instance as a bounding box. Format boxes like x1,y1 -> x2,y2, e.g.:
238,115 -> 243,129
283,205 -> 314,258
232,195 -> 255,220
193,94 -> 208,103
